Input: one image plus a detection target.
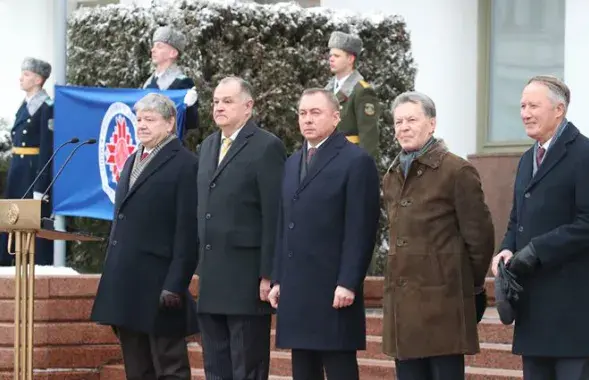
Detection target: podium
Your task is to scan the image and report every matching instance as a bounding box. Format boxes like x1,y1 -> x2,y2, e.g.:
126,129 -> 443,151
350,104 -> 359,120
0,199 -> 102,380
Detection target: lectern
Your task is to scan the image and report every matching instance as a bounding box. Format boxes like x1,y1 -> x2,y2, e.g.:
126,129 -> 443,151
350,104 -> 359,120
0,199 -> 102,380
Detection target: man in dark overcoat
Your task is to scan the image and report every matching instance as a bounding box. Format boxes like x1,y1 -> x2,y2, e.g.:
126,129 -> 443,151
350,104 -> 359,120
491,76 -> 589,380
196,76 -> 286,380
268,88 -> 380,380
91,93 -> 199,380
143,25 -> 199,132
0,57 -> 54,266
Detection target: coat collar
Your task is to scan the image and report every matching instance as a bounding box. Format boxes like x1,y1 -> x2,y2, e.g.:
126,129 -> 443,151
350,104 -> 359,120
387,138 -> 449,174
325,70 -> 364,103
117,138 -> 181,209
143,64 -> 185,90
209,118 -> 258,183
295,132 -> 346,193
524,121 -> 579,191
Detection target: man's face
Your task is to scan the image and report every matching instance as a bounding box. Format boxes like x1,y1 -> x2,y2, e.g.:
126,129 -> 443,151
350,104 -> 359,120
520,82 -> 564,143
393,101 -> 435,152
136,110 -> 174,148
298,93 -> 340,143
19,70 -> 42,92
151,42 -> 178,65
213,81 -> 252,129
329,48 -> 354,75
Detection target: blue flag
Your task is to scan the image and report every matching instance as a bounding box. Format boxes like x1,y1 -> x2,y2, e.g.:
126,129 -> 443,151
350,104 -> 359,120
52,85 -> 189,220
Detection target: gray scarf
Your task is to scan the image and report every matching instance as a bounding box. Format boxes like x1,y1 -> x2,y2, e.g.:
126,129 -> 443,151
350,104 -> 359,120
129,134 -> 176,189
398,137 -> 436,177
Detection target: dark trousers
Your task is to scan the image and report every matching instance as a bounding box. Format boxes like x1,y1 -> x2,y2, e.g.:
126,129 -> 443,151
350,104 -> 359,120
198,313 -> 271,380
291,349 -> 359,380
117,327 -> 191,380
395,354 -> 465,380
523,356 -> 589,380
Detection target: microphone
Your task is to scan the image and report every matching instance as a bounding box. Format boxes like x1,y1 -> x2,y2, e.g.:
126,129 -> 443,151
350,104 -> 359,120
40,139 -> 97,201
21,137 -> 80,199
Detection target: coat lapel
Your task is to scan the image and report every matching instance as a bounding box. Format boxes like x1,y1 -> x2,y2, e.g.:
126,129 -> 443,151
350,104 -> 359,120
296,132 -> 345,194
210,120 -> 257,183
113,153 -> 135,214
13,102 -> 29,128
120,139 -> 180,206
525,123 -> 578,191
205,131 -> 222,182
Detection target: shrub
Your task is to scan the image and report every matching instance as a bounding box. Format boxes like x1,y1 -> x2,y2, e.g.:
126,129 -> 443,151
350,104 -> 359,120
66,0 -> 416,274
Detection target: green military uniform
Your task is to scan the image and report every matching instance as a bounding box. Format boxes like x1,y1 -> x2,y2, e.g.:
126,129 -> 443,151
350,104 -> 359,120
326,70 -> 380,158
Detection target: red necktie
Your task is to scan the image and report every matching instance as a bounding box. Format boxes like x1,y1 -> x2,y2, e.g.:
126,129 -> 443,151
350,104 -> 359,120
141,152 -> 149,161
307,147 -> 317,164
536,146 -> 545,167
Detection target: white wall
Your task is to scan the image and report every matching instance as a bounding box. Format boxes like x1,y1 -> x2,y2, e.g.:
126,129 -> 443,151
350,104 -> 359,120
564,0 -> 589,136
0,0 -> 57,125
320,0 -> 480,158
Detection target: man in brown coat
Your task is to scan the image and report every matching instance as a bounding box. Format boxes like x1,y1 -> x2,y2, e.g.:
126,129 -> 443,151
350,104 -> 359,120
381,91 -> 495,379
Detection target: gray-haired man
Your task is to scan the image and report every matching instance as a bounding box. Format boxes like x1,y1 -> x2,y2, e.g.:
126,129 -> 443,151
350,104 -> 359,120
91,93 -> 200,380
144,25 -> 200,132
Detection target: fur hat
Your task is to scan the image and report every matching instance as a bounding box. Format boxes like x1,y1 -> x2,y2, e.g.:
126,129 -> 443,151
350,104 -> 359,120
328,31 -> 363,56
21,57 -> 52,79
153,26 -> 187,54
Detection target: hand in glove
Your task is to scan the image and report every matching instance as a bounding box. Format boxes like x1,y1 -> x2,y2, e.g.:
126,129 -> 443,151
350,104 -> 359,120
33,192 -> 49,202
507,243 -> 539,277
159,290 -> 182,309
184,87 -> 198,107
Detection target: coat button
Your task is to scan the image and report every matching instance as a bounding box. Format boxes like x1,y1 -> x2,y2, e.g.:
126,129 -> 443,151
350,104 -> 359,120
21,142 -> 26,146
205,244 -> 211,250
288,251 -> 293,258
205,213 -> 211,220
417,169 -> 423,176
524,192 -> 530,198
400,199 -> 411,207
27,119 -> 31,123
12,131 -> 15,135
518,226 -> 524,232
112,240 -> 117,246
210,182 -> 216,189
396,238 -> 406,247
22,130 -> 27,134
292,195 -> 298,202
118,214 -> 124,220
288,222 -> 295,229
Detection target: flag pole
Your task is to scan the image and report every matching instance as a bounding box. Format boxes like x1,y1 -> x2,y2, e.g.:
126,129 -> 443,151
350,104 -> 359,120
53,0 -> 68,267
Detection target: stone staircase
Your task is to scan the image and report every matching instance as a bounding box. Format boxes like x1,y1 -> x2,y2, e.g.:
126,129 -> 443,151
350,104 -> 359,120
0,275 -> 523,379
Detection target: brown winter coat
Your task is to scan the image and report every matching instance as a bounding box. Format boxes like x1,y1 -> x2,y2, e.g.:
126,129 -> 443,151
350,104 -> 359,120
381,140 -> 494,359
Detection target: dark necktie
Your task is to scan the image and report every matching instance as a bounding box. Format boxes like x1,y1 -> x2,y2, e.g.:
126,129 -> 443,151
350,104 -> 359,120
141,152 -> 149,161
307,147 -> 317,164
536,146 -> 546,167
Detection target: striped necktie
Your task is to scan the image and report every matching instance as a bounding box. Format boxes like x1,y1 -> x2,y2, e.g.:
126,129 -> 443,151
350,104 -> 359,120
219,137 -> 232,163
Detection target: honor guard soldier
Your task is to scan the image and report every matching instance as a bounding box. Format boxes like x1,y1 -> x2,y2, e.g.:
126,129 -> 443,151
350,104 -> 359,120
0,57 -> 55,266
325,31 -> 380,158
143,25 -> 199,132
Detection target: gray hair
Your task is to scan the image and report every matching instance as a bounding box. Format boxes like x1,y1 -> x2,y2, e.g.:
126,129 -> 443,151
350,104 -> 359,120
527,75 -> 570,112
391,91 -> 437,119
134,93 -> 177,125
299,88 -> 340,111
217,76 -> 255,102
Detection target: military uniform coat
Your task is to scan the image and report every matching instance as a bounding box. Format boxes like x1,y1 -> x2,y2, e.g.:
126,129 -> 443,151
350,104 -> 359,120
91,138 -> 200,337
272,132 -> 380,351
325,70 -> 380,158
143,64 -> 199,132
196,119 -> 286,315
0,90 -> 54,265
381,140 -> 495,359
500,122 -> 589,357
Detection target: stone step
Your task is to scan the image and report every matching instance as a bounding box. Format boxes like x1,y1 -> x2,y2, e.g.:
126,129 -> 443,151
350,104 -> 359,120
0,345 -> 121,370
0,368 -> 100,379
101,354 -> 523,380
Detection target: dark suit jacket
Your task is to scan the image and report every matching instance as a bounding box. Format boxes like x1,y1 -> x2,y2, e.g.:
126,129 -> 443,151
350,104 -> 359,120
500,122 -> 589,356
196,119 -> 286,315
272,132 -> 380,350
91,138 -> 200,337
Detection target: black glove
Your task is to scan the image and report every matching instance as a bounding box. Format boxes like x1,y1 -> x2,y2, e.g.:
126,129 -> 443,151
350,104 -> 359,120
507,243 -> 540,277
159,290 -> 182,309
475,289 -> 487,323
